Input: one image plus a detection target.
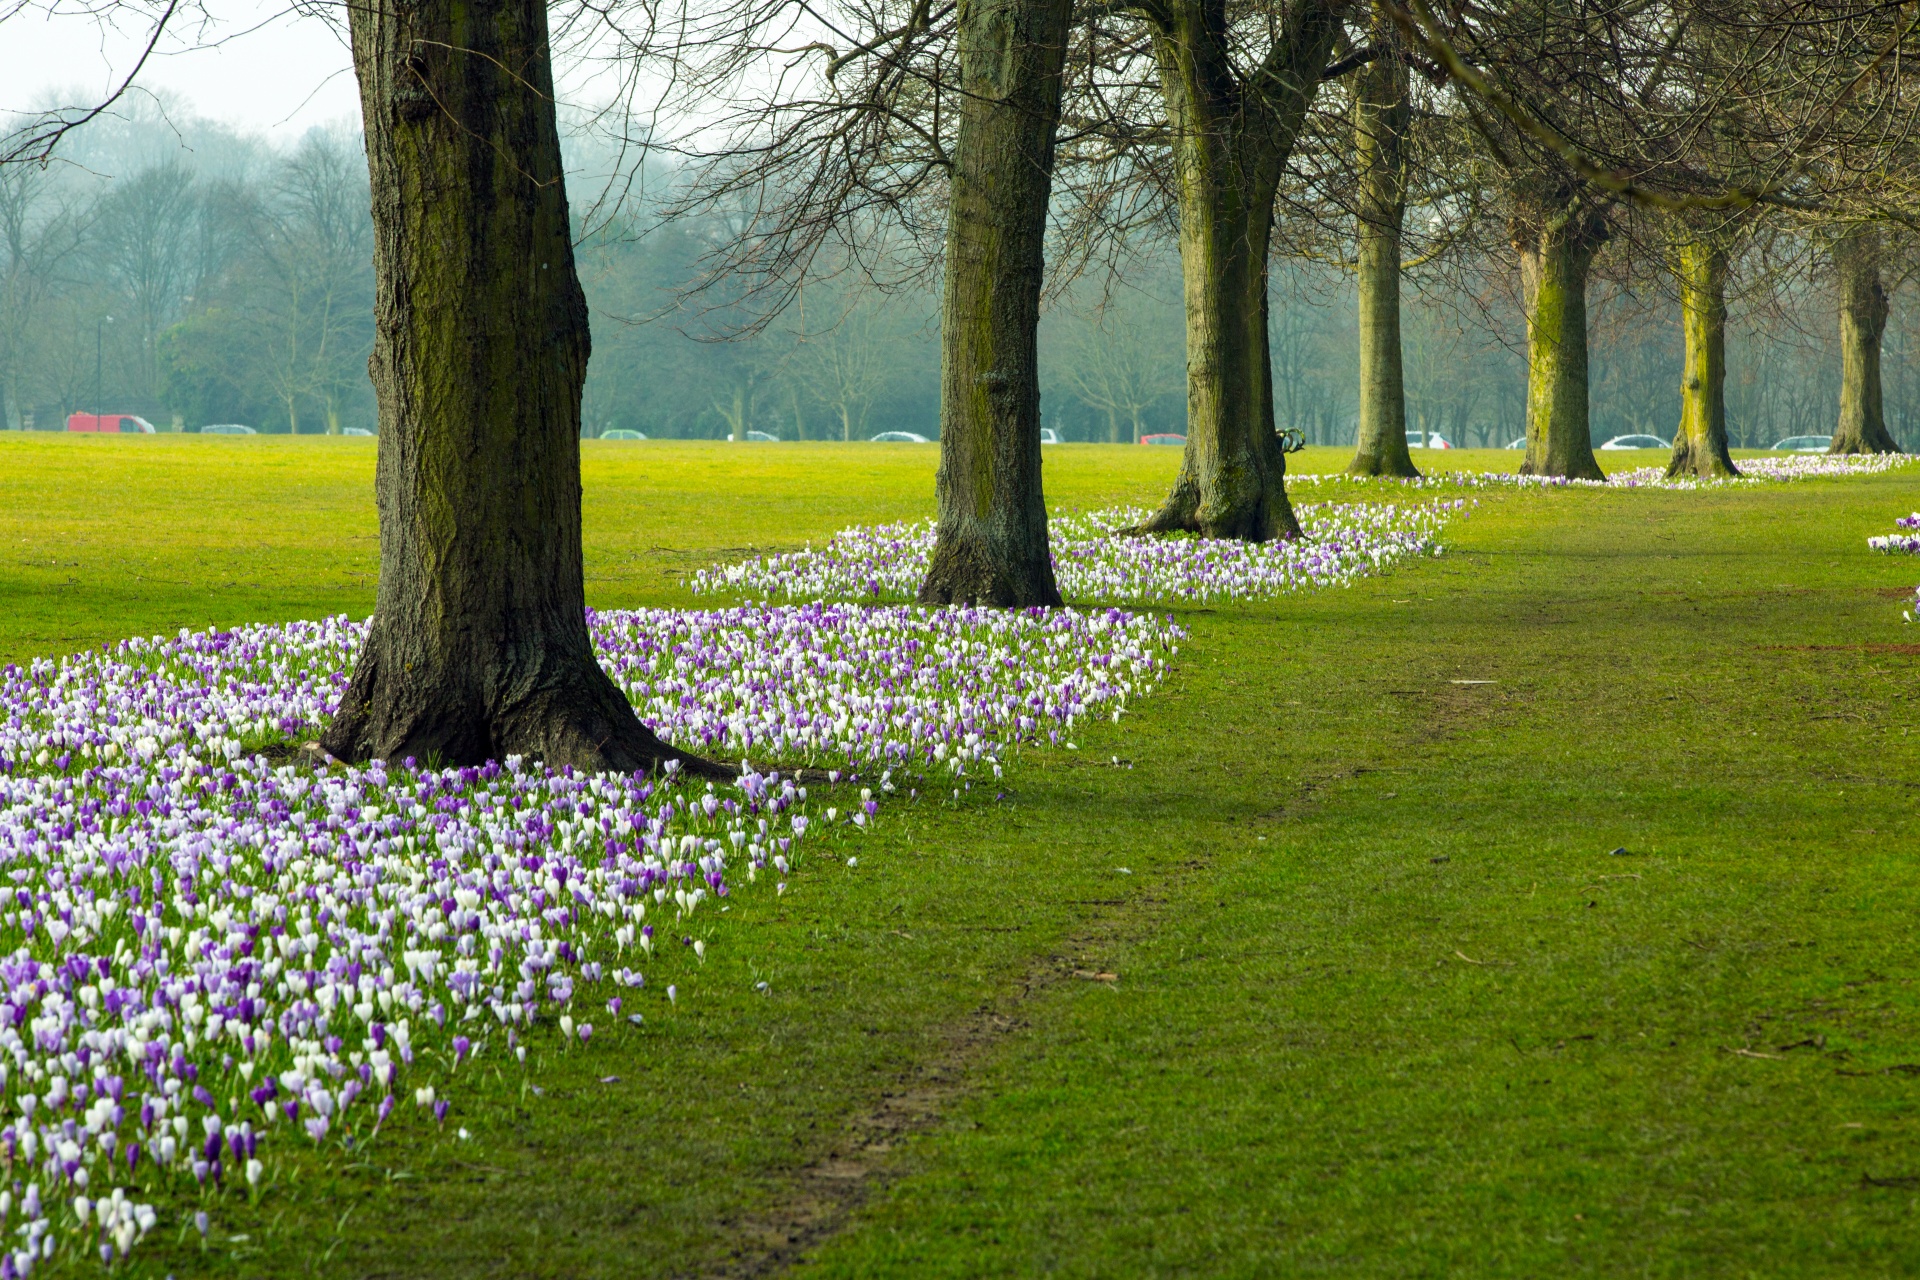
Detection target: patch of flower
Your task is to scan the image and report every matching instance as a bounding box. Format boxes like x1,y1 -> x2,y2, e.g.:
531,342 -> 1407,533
594,604 -> 1178,767
1869,513 -> 1920,554
1291,451 -> 1914,492
0,749 -> 814,1272
1,607 -> 1181,780
0,603 -> 1181,1268
691,501 -> 1466,605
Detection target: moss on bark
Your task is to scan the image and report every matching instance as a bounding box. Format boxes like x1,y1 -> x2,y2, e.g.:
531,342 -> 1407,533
1832,227 -> 1901,456
1512,191 -> 1606,482
1347,12 -> 1417,480
1667,236 -> 1739,480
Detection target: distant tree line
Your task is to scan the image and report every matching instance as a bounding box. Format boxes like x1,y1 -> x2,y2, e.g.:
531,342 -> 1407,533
7,97 -> 1920,450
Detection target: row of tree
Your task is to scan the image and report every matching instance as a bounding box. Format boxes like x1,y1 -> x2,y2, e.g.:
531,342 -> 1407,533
615,0 -> 1920,599
11,97 -> 1920,450
10,0 -> 1920,773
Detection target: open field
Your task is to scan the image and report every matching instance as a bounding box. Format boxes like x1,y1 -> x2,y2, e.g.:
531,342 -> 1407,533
3,438 -> 1919,1275
0,435 -> 1807,661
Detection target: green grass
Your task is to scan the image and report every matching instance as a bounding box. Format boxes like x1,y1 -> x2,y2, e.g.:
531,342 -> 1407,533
5,437 -> 1920,1276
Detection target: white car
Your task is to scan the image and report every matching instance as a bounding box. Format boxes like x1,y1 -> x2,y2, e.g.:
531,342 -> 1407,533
200,424 -> 256,435
1406,431 -> 1453,449
342,428 -> 374,437
1040,428 -> 1061,445
744,430 -> 780,442
1772,435 -> 1829,452
600,429 -> 647,440
869,431 -> 931,443
1507,437 -> 1527,450
1600,434 -> 1671,450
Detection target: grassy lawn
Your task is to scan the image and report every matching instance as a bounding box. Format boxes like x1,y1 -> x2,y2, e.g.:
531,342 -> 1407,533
4,437 -> 1917,1275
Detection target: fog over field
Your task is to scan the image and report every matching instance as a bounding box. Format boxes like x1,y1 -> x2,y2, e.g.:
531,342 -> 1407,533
5,31 -> 1920,449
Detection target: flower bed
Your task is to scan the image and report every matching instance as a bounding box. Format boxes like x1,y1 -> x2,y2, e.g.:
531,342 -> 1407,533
0,603 -> 1181,1269
1293,452 -> 1914,493
692,501 -> 1467,605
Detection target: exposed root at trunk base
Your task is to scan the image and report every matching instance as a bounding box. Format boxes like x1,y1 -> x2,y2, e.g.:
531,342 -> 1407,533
1346,455 -> 1421,479
1123,466 -> 1302,542
1666,436 -> 1740,480
1829,434 -> 1901,456
1517,456 -> 1605,483
318,643 -> 737,781
915,538 -> 1063,609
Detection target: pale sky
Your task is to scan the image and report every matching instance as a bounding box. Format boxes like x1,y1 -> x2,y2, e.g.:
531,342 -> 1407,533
0,0 -> 362,143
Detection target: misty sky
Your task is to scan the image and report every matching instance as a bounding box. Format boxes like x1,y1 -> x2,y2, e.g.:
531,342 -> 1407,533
1,0 -> 363,143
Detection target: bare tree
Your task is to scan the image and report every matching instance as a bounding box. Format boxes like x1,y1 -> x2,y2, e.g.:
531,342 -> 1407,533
0,163 -> 87,429
794,300 -> 897,440
96,161 -> 202,400
241,134 -> 374,435
1058,309 -> 1178,441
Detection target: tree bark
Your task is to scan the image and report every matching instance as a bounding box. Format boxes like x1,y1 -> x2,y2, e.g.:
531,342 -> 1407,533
324,0 -> 718,776
1666,236 -> 1739,479
1832,227 -> 1901,455
1132,0 -> 1339,541
1512,192 -> 1606,481
1346,10 -> 1417,479
918,0 -> 1070,607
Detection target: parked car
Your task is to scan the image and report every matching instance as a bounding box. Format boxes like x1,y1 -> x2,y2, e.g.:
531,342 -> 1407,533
1772,434 -> 1829,452
199,424 -> 257,435
1039,428 -> 1061,445
600,429 -> 647,440
1600,434 -> 1670,450
66,413 -> 155,434
869,431 -> 931,443
1140,433 -> 1185,446
1507,437 -> 1527,449
342,427 -> 374,437
744,430 -> 780,442
1406,431 -> 1453,449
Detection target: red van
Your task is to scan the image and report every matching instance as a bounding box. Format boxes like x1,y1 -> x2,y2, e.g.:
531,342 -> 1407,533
67,413 -> 157,434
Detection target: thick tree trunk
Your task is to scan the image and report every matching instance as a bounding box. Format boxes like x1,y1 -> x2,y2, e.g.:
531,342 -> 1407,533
1346,18 -> 1416,480
1513,196 -> 1606,481
1134,0 -> 1338,541
1667,238 -> 1739,479
1832,228 -> 1901,455
918,0 -> 1070,607
325,0 -> 716,776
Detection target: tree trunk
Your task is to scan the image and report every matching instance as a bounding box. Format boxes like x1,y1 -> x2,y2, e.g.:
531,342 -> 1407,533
1513,195 -> 1606,480
1833,227 -> 1901,455
323,0 -> 714,776
728,385 -> 747,442
1346,7 -> 1416,478
788,384 -> 806,440
1134,0 -> 1337,540
1666,237 -> 1739,479
917,0 -> 1070,607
